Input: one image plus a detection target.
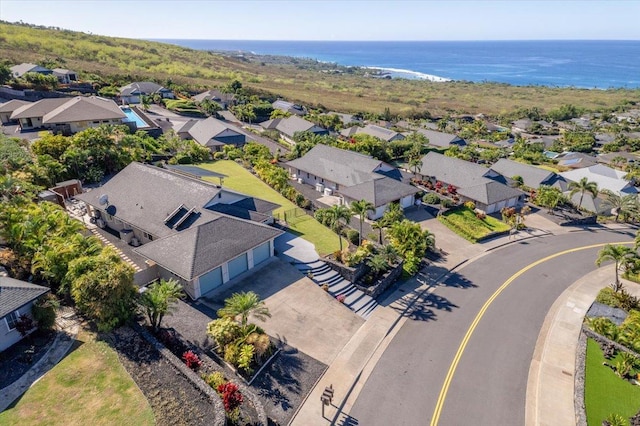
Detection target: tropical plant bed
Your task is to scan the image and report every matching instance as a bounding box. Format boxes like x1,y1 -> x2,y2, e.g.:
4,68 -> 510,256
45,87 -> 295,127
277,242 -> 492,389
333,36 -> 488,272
108,326 -> 221,426
150,326 -> 262,425
0,328 -> 56,389
438,207 -> 510,242
584,338 -> 640,425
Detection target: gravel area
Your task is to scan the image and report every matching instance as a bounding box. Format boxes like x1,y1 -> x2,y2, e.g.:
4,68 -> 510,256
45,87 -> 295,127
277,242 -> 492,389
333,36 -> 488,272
163,300 -> 328,425
108,326 -> 219,426
252,342 -> 327,426
0,329 -> 56,389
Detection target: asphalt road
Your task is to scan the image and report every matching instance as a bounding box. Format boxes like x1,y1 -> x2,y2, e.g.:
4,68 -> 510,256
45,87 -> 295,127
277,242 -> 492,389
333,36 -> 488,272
349,228 -> 635,426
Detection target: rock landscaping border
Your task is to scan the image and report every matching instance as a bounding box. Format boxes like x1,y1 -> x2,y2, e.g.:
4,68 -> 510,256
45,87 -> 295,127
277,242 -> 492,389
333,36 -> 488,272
132,323 -> 228,426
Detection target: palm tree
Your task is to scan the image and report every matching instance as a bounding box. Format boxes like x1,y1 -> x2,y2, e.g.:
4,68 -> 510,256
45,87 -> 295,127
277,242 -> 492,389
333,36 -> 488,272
600,189 -> 637,222
372,219 -> 386,245
350,199 -> 374,246
595,244 -> 637,292
139,279 -> 184,332
568,177 -> 599,210
408,157 -> 423,177
328,204 -> 352,251
217,291 -> 271,327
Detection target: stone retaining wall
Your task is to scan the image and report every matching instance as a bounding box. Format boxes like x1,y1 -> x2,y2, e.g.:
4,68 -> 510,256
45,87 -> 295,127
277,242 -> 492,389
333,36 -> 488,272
354,261 -> 404,298
323,255 -> 369,283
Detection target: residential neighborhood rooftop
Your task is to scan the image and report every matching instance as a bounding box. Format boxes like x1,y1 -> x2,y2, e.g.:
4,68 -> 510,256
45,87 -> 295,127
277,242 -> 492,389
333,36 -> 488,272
0,277 -> 50,318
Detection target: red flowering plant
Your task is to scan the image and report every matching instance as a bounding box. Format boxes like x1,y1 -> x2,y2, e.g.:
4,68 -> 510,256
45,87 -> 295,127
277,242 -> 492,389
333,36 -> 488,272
218,382 -> 244,413
447,184 -> 457,195
182,350 -> 202,371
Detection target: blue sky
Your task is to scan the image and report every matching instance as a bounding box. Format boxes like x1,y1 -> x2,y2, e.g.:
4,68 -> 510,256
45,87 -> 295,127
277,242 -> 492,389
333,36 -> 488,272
1,0 -> 638,41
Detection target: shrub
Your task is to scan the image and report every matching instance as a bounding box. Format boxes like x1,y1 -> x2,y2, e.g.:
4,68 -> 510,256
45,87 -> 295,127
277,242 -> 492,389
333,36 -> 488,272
321,283 -> 330,292
237,344 -> 255,375
182,350 -> 202,371
203,371 -> 227,390
346,229 -> 360,245
336,294 -> 346,303
213,151 -> 225,160
32,294 -> 59,330
476,211 -> 487,220
441,198 -> 454,208
423,193 -> 440,204
596,287 -> 640,311
464,201 -> 476,210
15,315 -> 34,337
217,382 -> 244,414
224,343 -> 240,365
206,317 -> 242,348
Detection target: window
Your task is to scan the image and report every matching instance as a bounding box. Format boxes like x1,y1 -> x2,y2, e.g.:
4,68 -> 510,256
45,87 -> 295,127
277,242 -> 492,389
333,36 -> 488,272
321,178 -> 324,183
142,232 -> 154,241
307,173 -> 310,178
6,310 -> 20,330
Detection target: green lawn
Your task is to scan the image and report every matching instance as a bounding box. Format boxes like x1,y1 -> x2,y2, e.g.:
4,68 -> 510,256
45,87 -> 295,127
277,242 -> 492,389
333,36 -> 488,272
584,338 -> 640,425
198,160 -> 346,255
438,207 -> 510,242
0,329 -> 154,426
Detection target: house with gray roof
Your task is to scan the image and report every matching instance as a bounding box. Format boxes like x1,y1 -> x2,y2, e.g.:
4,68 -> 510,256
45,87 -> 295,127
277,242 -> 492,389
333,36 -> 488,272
287,144 -> 418,219
0,99 -> 29,124
417,152 -> 523,213
10,96 -> 126,134
341,124 -> 404,142
0,276 -> 50,351
416,128 -> 467,148
490,158 -> 568,191
192,89 -> 236,109
272,100 -> 306,116
10,63 -> 53,78
260,116 -> 328,143
52,68 -> 78,84
175,117 -> 246,151
75,162 -> 282,298
119,82 -> 175,104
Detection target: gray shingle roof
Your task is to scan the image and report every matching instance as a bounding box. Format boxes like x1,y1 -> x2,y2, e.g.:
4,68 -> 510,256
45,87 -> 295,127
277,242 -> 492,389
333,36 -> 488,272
10,63 -> 51,77
11,98 -> 69,120
231,197 -> 280,214
457,180 -> 523,205
134,216 -> 282,280
339,176 -> 418,207
490,159 -> 557,188
418,152 -> 491,188
286,144 -> 384,187
186,117 -> 244,147
272,100 -> 305,115
0,99 -> 29,113
75,162 -> 224,239
416,129 -> 466,148
193,90 -> 234,104
0,277 -> 49,318
119,82 -> 171,96
42,96 -> 126,124
356,124 -> 404,142
267,116 -> 325,138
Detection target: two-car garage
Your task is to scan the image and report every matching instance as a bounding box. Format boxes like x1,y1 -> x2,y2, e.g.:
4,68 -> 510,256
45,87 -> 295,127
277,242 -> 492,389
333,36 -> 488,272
198,241 -> 272,297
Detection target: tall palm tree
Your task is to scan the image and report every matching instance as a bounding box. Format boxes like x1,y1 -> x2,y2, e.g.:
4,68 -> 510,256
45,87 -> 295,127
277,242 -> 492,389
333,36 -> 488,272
350,199 -> 374,246
595,244 -> 636,292
328,204 -> 352,251
568,177 -> 599,210
600,189 -> 637,222
217,291 -> 271,327
139,279 -> 185,332
408,157 -> 423,178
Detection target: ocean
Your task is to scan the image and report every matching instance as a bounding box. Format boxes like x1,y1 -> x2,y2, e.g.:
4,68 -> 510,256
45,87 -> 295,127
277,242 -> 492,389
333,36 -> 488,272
154,39 -> 640,89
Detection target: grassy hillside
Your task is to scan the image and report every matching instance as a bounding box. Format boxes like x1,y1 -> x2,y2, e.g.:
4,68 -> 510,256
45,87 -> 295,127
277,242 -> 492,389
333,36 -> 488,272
2,21 -> 639,117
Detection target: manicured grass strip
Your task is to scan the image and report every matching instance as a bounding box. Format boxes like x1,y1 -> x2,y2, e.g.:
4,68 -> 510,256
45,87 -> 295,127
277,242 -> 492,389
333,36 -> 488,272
584,338 -> 640,425
0,329 -> 154,426
438,207 -> 510,242
198,160 -> 346,256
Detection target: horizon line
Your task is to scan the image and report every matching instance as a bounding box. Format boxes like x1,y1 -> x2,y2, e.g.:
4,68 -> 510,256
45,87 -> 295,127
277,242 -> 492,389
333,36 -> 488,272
148,38 -> 640,43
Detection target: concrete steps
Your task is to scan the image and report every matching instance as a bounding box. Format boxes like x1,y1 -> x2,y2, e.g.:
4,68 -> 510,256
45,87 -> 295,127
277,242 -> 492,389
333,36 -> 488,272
294,260 -> 379,320
90,229 -> 143,272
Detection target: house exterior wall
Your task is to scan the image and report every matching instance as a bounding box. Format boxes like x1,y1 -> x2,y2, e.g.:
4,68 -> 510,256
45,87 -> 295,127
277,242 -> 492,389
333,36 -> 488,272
0,112 -> 13,124
204,191 -> 247,208
19,116 -> 43,129
0,300 -> 38,352
400,194 -> 414,209
289,168 -> 339,191
65,118 -> 124,134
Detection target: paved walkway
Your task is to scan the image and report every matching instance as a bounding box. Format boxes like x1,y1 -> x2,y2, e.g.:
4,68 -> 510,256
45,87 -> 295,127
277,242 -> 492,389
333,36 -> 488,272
0,307 -> 80,412
289,215 -> 635,425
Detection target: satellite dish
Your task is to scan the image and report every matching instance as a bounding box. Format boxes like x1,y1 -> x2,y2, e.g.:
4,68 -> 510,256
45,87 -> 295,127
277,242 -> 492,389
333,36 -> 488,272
98,194 -> 109,205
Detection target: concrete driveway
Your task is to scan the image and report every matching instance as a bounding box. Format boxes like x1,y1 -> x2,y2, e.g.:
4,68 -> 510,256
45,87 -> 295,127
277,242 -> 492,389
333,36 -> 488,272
202,258 -> 363,365
274,231 -> 319,264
